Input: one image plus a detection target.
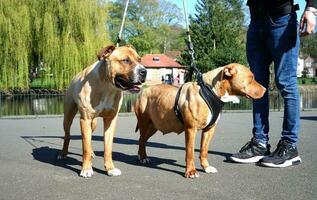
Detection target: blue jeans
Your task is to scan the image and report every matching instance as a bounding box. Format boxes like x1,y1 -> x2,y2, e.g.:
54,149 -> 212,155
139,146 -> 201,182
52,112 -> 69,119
246,12 -> 300,146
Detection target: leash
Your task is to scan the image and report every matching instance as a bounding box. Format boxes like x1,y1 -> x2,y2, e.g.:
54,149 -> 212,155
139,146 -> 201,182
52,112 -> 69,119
116,0 -> 130,47
173,0 -> 225,129
182,0 -> 200,82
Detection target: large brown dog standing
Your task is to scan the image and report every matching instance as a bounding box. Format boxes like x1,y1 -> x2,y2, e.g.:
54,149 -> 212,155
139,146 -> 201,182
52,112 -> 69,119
58,44 -> 147,178
134,63 -> 265,178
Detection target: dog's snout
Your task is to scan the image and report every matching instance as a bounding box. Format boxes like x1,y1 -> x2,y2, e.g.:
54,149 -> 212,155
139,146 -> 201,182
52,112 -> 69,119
138,68 -> 147,83
138,68 -> 147,78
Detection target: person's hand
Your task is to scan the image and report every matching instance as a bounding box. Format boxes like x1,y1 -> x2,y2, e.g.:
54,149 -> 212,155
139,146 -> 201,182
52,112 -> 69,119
300,10 -> 316,37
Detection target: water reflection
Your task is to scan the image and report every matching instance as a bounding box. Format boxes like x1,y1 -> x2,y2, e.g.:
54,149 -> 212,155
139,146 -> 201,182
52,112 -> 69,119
0,90 -> 316,117
0,95 -> 64,116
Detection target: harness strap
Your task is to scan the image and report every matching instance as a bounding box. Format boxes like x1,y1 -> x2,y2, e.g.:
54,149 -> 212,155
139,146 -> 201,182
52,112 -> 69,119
174,85 -> 184,124
197,74 -> 224,129
173,73 -> 224,129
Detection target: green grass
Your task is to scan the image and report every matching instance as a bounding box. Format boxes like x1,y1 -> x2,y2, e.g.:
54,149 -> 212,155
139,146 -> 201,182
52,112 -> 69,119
297,77 -> 317,85
30,78 -> 56,89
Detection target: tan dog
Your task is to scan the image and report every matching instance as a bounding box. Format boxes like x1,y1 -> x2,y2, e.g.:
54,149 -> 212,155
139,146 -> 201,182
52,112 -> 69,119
134,63 -> 265,178
58,44 -> 147,178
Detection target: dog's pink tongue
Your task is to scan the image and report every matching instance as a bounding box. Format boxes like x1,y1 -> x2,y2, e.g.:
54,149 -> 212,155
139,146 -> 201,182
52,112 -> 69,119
128,85 -> 141,93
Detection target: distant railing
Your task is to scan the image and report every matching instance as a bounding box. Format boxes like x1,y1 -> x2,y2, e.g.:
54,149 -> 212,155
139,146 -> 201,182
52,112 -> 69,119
0,88 -> 316,117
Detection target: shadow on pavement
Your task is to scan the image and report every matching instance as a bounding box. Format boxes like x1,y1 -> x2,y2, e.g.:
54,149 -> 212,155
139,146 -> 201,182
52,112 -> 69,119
22,135 -> 231,176
300,116 -> 317,121
31,146 -> 83,175
22,135 -> 232,157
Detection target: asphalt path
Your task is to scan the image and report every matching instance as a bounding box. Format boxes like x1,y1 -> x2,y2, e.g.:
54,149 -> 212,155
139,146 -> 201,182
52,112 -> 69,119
0,111 -> 316,200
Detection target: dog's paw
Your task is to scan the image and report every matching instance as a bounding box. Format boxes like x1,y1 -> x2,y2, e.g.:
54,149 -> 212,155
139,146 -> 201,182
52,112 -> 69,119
185,170 -> 199,179
106,168 -> 122,176
204,166 -> 218,174
138,155 -> 151,165
140,158 -> 151,164
80,168 -> 94,178
57,154 -> 67,160
139,158 -> 151,164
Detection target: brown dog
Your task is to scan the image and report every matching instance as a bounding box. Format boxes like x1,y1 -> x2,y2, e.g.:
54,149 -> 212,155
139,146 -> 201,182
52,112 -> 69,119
58,44 -> 147,177
134,63 -> 265,178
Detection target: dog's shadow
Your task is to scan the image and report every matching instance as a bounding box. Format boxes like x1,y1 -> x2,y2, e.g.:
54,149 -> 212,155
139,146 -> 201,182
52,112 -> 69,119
23,135 -> 232,177
31,146 -> 83,175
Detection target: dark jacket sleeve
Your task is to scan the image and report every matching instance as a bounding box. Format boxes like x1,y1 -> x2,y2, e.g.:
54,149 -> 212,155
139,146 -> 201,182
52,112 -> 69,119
306,0 -> 317,8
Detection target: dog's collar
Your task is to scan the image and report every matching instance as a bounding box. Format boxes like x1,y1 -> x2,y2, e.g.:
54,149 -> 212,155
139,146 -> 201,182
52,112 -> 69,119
173,73 -> 224,129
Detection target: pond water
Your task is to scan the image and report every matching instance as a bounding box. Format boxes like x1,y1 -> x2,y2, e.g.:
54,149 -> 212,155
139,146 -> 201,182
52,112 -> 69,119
0,90 -> 316,117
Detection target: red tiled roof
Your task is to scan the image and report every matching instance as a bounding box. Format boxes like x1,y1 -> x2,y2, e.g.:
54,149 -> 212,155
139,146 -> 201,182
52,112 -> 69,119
141,54 -> 184,68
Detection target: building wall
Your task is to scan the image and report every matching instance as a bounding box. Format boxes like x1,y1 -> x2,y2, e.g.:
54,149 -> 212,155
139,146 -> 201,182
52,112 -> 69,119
304,56 -> 317,78
145,67 -> 185,85
297,56 -> 316,78
297,58 -> 304,77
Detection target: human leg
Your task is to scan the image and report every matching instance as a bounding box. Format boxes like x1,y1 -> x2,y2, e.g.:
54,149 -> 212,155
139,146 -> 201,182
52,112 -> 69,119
230,20 -> 272,163
261,12 -> 301,167
268,12 -> 300,145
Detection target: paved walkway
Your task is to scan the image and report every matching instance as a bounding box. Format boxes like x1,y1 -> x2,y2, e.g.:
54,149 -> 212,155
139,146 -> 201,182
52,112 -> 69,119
0,111 -> 316,200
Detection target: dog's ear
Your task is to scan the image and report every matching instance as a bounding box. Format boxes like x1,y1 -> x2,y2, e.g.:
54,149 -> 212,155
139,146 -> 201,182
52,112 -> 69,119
223,64 -> 237,78
97,45 -> 116,60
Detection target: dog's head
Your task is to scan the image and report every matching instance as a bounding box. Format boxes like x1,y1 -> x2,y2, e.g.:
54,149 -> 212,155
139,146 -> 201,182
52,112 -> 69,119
97,44 -> 147,93
222,63 -> 266,99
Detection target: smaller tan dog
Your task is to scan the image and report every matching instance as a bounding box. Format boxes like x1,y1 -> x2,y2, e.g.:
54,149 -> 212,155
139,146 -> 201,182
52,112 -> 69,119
58,44 -> 146,178
134,63 -> 266,178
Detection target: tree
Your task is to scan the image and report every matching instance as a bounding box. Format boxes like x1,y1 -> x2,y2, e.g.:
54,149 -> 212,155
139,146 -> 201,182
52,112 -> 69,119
0,0 -> 110,90
300,33 -> 317,57
107,0 -> 186,55
181,0 -> 246,74
0,1 -> 31,89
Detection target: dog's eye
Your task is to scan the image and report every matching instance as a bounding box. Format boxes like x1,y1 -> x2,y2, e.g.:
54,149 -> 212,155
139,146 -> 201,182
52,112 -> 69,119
122,58 -> 131,64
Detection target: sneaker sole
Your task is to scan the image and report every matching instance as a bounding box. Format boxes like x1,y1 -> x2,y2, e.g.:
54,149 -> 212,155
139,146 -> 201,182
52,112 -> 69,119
230,156 -> 264,163
261,156 -> 302,168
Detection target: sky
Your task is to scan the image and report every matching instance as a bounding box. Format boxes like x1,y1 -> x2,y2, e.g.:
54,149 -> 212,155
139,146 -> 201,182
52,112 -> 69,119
172,0 -> 307,22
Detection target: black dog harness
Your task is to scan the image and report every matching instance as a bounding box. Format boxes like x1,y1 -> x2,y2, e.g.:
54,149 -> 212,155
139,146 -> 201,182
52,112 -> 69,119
174,73 -> 225,130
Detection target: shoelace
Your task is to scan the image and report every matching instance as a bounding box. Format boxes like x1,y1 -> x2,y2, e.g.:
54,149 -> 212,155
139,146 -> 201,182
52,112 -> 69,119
271,141 -> 288,157
239,141 -> 254,153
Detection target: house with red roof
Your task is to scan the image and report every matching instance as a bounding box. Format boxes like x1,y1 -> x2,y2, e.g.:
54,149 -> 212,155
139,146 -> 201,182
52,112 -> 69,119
141,54 -> 185,85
